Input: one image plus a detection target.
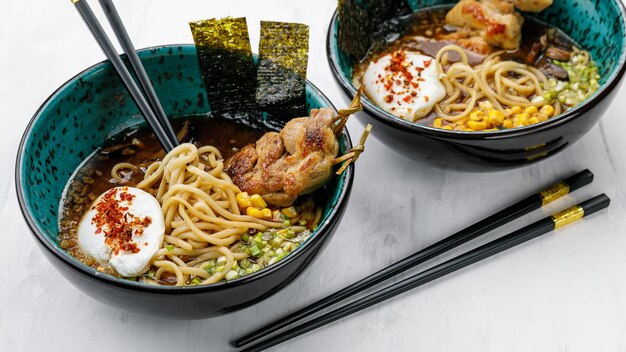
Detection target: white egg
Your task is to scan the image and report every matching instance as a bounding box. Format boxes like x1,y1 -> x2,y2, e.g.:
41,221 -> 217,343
78,186 -> 165,277
362,50 -> 446,122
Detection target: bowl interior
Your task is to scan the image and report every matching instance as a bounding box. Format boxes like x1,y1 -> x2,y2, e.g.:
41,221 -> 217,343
330,0 -> 626,126
19,44 -> 351,286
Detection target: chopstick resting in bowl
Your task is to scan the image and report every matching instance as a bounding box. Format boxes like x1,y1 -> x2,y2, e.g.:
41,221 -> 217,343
234,169 -> 594,348
240,193 -> 610,352
71,0 -> 179,152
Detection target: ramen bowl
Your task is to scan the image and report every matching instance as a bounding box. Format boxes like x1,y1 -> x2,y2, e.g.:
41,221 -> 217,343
327,0 -> 626,170
16,44 -> 354,319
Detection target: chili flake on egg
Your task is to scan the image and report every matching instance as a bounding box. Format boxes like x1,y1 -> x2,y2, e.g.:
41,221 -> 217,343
361,50 -> 445,122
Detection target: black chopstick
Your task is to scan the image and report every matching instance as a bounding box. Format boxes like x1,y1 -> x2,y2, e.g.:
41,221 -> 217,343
241,194 -> 610,352
233,169 -> 593,347
97,0 -> 178,144
72,0 -> 178,152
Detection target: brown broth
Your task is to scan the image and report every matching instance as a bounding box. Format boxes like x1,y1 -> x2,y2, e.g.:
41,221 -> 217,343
352,7 -> 579,127
58,116 -> 265,275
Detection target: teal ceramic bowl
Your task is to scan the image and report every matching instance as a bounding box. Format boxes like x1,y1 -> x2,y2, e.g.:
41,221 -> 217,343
16,44 -> 354,318
327,0 -> 626,169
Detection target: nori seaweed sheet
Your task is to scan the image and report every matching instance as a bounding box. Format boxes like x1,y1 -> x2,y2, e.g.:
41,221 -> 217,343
337,0 -> 412,60
189,17 -> 261,123
256,21 -> 309,120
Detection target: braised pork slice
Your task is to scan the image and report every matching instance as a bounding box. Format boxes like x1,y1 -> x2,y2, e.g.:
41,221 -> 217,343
445,0 -> 524,50
224,108 -> 339,207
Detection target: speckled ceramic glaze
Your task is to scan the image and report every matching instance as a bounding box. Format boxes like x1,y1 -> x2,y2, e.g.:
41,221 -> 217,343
328,0 -> 626,169
16,44 -> 354,318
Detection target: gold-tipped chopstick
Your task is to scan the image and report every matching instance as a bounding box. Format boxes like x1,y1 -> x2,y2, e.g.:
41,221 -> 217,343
240,193 -> 610,352
234,169 -> 594,348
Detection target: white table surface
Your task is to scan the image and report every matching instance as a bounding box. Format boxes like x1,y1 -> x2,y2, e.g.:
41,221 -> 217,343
2,1 -> 626,351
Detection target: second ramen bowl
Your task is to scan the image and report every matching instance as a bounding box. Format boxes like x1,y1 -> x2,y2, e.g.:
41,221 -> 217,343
327,0 -> 626,170
16,44 -> 354,319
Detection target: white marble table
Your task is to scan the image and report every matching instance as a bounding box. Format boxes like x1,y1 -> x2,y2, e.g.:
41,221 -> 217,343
2,0 -> 625,351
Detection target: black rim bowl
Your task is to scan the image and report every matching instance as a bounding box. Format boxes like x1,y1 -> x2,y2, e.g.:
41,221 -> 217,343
16,44 -> 354,319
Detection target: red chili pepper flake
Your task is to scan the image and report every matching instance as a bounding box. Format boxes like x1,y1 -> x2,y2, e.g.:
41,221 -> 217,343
423,59 -> 432,68
384,95 -> 394,103
119,191 -> 135,203
385,50 -> 414,85
425,96 -> 430,102
403,95 -> 412,103
91,188 -> 152,255
411,91 -> 418,97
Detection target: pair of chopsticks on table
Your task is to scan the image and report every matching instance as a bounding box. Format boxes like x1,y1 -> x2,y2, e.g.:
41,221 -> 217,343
72,0 -> 179,151
234,169 -> 609,351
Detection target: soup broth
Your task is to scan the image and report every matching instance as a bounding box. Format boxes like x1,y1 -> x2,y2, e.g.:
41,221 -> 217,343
59,116 -> 324,285
352,6 -> 601,131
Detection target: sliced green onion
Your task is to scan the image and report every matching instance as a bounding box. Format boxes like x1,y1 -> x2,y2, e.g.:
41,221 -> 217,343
166,244 -> 175,252
270,236 -> 284,248
225,270 -> 240,281
239,259 -> 251,269
284,229 -> 296,239
250,245 -> 262,257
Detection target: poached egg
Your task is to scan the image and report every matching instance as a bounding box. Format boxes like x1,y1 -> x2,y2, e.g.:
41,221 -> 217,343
78,186 -> 165,277
362,50 -> 446,122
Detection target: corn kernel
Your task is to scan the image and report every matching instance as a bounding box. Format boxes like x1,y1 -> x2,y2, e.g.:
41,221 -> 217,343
536,113 -> 548,122
502,119 -> 514,129
516,113 -> 529,126
510,106 -> 522,115
236,192 -> 252,209
246,207 -> 263,218
246,207 -> 272,219
524,106 -> 538,115
529,117 -> 539,124
441,125 -> 453,130
433,118 -> 443,128
467,120 -> 487,131
504,108 -> 513,117
250,194 -> 267,209
281,207 -> 298,218
487,110 -> 505,126
469,111 -> 484,121
540,105 -> 555,117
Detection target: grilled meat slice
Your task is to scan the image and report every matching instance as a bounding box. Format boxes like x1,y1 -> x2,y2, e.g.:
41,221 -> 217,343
224,108 -> 339,207
445,0 -> 524,50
